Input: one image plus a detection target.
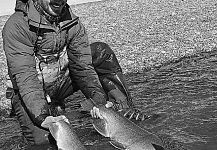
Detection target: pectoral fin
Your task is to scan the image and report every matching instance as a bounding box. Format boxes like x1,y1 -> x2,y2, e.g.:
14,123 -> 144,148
92,119 -> 109,137
109,141 -> 125,150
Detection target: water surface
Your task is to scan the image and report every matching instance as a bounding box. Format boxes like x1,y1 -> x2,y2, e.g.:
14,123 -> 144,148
125,49 -> 217,150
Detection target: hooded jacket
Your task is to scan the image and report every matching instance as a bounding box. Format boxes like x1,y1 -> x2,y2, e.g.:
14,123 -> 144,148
2,0 -> 106,126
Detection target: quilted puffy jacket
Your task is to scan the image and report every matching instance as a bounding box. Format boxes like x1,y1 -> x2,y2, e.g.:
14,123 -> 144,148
2,0 -> 106,126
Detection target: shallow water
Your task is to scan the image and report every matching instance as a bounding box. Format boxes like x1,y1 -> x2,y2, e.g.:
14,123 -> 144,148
1,50 -> 217,150
125,49 -> 217,150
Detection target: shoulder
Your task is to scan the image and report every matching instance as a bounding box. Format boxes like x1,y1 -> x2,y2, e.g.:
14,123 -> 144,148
3,11 -> 28,35
3,11 -> 33,47
3,11 -> 30,41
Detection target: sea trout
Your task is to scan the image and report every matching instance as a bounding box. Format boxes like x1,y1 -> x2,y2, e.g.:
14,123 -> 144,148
92,105 -> 165,150
48,119 -> 87,150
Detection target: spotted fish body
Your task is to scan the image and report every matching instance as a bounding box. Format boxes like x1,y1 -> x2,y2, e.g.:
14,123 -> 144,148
48,120 -> 87,150
92,106 -> 165,150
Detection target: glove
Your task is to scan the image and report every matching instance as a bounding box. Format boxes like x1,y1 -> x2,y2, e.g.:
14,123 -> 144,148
41,115 -> 69,129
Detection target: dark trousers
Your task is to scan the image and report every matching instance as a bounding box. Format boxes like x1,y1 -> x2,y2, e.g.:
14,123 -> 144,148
11,42 -> 133,146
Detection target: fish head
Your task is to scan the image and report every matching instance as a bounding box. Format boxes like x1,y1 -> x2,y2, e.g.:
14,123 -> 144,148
48,120 -> 72,140
49,120 -> 87,150
48,121 -> 59,140
92,105 -> 131,150
92,105 -> 124,137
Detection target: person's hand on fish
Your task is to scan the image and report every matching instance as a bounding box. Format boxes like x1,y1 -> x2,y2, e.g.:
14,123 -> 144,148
90,88 -> 126,118
90,101 -> 150,121
41,115 -> 70,129
82,94 -> 150,121
80,96 -> 114,119
90,101 -> 113,118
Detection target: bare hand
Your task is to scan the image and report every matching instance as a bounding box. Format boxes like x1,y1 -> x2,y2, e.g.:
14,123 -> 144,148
41,115 -> 70,129
90,101 -> 113,118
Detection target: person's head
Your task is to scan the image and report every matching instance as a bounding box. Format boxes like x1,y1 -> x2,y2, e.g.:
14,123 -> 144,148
34,0 -> 67,17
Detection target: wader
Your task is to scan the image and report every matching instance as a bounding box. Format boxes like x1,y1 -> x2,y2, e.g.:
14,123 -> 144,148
6,42 -> 133,147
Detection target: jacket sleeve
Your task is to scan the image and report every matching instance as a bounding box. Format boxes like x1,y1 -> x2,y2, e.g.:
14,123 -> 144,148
2,13 -> 50,126
67,19 -> 107,105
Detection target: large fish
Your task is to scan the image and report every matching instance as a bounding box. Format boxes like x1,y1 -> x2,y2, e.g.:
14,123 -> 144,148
45,118 -> 87,150
92,105 -> 165,150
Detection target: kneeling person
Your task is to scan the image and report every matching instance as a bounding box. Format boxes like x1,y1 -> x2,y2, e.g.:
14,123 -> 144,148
3,0 -> 144,148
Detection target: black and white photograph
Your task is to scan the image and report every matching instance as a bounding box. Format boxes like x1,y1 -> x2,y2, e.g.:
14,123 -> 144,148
0,0 -> 217,150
